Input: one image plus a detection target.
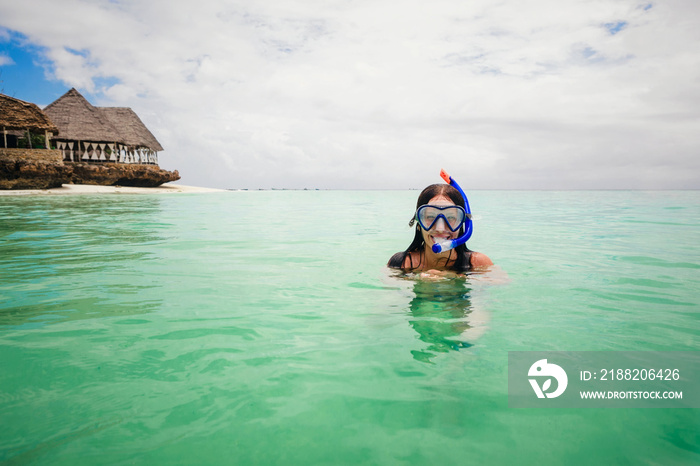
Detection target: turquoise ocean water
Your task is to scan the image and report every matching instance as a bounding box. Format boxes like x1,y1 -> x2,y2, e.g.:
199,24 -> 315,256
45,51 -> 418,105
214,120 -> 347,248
0,190 -> 698,465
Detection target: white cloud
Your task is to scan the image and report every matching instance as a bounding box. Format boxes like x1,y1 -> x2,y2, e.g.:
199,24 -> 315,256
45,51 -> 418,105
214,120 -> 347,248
0,28 -> 14,66
0,0 -> 698,188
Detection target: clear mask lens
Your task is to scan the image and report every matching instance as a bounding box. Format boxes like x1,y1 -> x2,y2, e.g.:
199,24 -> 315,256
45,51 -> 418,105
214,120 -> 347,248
416,205 -> 467,232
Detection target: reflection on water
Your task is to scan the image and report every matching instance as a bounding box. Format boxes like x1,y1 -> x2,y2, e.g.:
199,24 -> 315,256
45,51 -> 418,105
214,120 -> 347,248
406,278 -> 476,363
0,195 -> 168,328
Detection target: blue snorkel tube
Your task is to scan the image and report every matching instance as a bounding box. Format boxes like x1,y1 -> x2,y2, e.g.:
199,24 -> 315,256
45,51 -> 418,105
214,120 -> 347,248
431,169 -> 473,254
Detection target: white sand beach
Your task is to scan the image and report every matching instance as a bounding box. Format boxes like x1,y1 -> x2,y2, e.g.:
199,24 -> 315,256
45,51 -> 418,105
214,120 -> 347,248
0,183 -> 227,196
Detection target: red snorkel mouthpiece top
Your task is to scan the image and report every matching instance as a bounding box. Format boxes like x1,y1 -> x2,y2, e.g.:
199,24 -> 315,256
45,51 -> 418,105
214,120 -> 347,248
440,168 -> 452,185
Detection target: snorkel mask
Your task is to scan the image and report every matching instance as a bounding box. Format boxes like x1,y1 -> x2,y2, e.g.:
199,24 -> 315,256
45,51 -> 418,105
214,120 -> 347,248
426,169 -> 473,254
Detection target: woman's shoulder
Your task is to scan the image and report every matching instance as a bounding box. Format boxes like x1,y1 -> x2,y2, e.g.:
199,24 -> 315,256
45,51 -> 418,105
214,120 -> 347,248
387,251 -> 420,269
387,252 -> 405,268
469,251 -> 493,267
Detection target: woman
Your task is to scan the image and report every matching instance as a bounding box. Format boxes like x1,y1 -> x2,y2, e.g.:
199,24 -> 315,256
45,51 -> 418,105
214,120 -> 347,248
388,183 -> 492,274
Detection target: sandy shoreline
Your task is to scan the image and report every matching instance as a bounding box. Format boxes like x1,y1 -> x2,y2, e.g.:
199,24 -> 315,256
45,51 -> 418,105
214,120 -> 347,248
0,183 -> 227,196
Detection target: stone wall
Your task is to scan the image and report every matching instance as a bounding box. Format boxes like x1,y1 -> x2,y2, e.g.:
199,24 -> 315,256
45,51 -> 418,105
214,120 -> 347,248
0,148 -> 180,190
0,149 -> 72,189
0,148 -> 63,163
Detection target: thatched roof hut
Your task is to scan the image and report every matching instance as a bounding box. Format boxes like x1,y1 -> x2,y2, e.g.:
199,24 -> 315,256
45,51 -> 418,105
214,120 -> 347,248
0,94 -> 59,133
43,88 -> 163,164
44,88 -> 119,143
44,88 -> 162,151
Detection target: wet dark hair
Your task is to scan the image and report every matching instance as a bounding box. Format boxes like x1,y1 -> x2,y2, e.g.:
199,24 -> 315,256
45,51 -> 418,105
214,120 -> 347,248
402,183 -> 472,271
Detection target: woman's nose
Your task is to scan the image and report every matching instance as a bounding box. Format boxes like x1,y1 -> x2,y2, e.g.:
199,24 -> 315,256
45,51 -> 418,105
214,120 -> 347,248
433,217 -> 448,231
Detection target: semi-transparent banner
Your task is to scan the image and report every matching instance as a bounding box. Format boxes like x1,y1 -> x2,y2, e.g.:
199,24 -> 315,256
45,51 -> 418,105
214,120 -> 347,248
508,352 -> 700,408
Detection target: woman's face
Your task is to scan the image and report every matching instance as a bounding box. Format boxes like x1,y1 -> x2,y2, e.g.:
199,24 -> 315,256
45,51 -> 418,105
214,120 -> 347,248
419,195 -> 459,250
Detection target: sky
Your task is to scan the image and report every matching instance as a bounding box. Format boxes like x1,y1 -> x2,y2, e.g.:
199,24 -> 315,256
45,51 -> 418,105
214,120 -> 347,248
1,0 -> 698,190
